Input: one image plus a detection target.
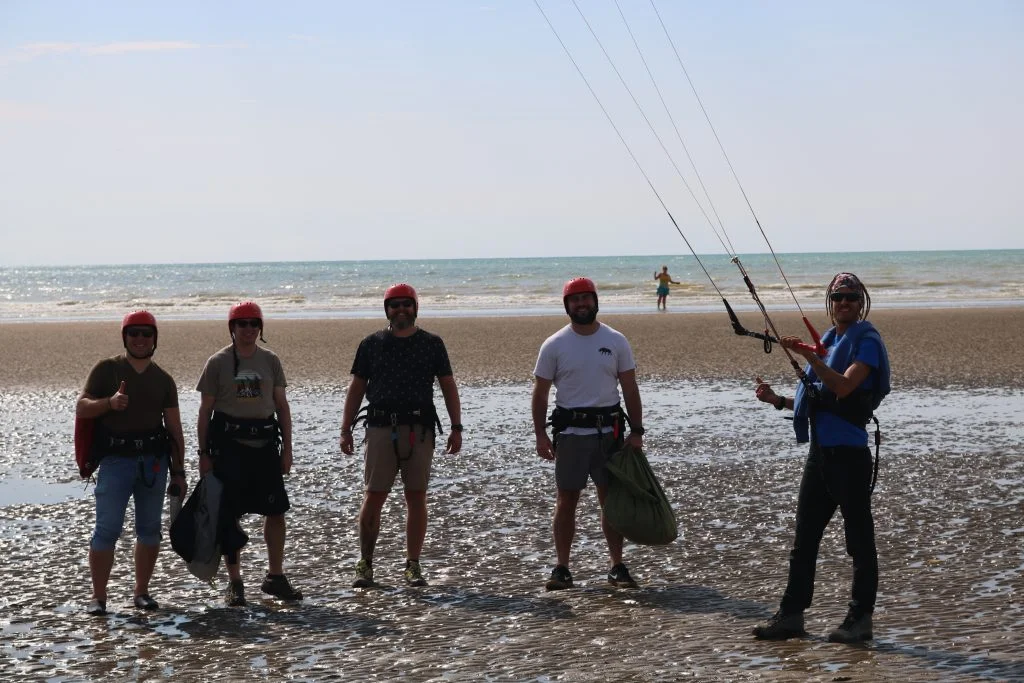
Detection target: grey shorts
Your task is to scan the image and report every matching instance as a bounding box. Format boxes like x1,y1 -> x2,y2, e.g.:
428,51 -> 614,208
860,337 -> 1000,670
364,425 -> 435,492
554,433 -> 622,491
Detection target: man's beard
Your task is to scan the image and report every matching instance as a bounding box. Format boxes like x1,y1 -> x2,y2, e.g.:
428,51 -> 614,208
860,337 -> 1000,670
127,347 -> 154,359
389,313 -> 417,331
569,307 -> 597,325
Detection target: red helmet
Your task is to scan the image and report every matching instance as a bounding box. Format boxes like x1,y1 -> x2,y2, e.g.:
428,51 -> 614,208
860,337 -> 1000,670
563,277 -> 597,298
122,310 -> 157,331
562,277 -> 598,313
121,310 -> 158,351
229,301 -> 263,323
384,283 -> 418,313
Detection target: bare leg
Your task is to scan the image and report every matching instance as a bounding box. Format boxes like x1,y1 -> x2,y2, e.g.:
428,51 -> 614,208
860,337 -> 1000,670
358,491 -> 389,562
553,488 -> 581,566
132,542 -> 160,596
404,490 -> 427,560
597,484 -> 624,565
264,514 -> 286,574
89,548 -> 115,600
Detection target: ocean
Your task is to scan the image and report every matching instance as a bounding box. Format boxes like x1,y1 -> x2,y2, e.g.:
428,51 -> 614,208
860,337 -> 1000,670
0,249 -> 1020,322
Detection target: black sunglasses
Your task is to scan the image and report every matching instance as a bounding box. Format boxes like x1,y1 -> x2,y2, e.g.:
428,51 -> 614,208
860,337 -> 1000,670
125,327 -> 154,338
387,299 -> 415,309
830,292 -> 861,303
233,319 -> 261,328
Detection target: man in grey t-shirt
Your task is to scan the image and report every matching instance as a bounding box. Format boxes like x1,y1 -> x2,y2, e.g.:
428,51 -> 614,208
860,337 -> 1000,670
531,277 -> 645,591
196,301 -> 302,606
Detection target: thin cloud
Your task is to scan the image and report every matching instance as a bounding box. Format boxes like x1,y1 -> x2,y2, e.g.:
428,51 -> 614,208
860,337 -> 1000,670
85,41 -> 199,55
0,99 -> 59,122
0,41 -> 199,67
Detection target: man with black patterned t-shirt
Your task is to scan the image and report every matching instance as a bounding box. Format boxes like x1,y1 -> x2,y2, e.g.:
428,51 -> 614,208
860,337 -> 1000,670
340,283 -> 463,588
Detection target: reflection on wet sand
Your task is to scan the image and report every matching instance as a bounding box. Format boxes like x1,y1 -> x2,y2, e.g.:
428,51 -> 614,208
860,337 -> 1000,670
1,382 -> 1022,681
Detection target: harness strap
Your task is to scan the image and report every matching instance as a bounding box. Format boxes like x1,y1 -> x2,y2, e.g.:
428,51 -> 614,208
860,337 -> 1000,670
208,412 -> 281,458
102,427 -> 170,456
353,404 -> 442,458
546,405 -> 629,450
869,415 -> 881,494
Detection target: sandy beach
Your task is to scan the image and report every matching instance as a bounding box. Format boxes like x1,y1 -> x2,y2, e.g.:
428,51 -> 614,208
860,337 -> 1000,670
3,307 -> 1023,390
1,307 -> 1023,681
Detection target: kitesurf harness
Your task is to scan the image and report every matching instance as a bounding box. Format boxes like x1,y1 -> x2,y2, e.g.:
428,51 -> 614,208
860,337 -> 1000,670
534,0 -> 825,393
546,404 -> 630,450
207,411 -> 281,457
806,392 -> 882,493
98,425 -> 171,456
91,424 -> 171,488
352,403 -> 443,458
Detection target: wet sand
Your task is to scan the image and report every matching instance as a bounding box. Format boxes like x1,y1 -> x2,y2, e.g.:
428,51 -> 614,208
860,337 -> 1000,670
2,307 -> 1023,390
1,309 -> 1023,681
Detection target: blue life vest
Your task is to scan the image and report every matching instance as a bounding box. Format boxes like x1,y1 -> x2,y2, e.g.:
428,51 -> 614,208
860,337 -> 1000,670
792,321 -> 891,444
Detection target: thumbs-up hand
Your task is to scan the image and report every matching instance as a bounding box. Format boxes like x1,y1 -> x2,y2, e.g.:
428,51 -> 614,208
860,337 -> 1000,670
110,380 -> 129,411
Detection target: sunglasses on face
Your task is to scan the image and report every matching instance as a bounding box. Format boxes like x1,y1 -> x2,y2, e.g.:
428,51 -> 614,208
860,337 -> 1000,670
125,327 -> 154,338
830,292 -> 861,303
233,319 -> 261,328
387,299 -> 415,310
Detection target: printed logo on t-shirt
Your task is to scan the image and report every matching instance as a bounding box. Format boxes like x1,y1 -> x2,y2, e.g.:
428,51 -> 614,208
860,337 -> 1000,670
234,370 -> 263,400
598,347 -> 612,356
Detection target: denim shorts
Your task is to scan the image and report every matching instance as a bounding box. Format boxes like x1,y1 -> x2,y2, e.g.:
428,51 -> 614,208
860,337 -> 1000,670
91,452 -> 168,550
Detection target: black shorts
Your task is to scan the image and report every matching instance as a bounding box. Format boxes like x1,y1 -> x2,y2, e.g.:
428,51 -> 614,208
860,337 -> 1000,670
212,439 -> 290,517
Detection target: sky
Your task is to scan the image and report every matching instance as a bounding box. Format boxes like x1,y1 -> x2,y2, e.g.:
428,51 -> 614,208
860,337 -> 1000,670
1,1 -> 1022,266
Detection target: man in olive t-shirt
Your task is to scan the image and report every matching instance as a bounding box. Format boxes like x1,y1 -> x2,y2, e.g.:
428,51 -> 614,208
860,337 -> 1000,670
77,311 -> 186,616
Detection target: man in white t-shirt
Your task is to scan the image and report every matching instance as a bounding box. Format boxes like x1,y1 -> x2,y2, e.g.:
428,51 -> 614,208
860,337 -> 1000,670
532,277 -> 645,591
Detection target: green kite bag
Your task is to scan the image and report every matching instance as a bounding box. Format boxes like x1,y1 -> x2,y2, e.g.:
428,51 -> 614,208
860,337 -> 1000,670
604,444 -> 679,545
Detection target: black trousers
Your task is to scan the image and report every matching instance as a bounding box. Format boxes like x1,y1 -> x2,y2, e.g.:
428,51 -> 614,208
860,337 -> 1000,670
780,442 -> 878,616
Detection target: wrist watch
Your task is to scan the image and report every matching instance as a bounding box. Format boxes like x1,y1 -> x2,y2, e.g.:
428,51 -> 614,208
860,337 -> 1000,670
451,423 -> 464,432
631,425 -> 646,436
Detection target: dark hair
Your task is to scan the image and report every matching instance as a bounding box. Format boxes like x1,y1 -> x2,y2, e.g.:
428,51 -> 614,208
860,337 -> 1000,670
825,272 -> 871,322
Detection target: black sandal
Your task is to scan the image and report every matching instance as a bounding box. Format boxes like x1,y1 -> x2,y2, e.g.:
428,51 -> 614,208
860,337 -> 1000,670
133,594 -> 159,610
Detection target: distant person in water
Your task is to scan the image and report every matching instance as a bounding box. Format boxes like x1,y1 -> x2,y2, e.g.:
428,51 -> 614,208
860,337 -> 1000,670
751,272 -> 891,644
653,266 -> 680,310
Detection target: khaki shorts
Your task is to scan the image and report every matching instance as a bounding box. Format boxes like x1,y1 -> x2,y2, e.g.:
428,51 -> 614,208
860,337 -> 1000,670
364,425 -> 435,492
554,432 -> 622,491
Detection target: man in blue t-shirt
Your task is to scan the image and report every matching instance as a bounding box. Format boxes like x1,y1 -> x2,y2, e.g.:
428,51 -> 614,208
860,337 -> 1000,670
752,272 -> 891,644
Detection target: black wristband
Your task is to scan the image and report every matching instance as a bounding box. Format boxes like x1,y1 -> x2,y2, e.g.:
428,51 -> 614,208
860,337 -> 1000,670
170,468 -> 186,476
775,396 -> 786,410
631,425 -> 645,436
451,424 -> 464,432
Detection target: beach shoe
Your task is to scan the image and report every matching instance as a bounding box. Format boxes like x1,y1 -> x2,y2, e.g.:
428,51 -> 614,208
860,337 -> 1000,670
545,565 -> 573,591
352,559 -> 375,588
404,560 -> 428,587
261,573 -> 304,601
828,611 -> 873,643
86,598 -> 107,616
607,563 -> 639,588
132,594 -> 159,610
225,579 -> 246,607
752,610 -> 806,640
